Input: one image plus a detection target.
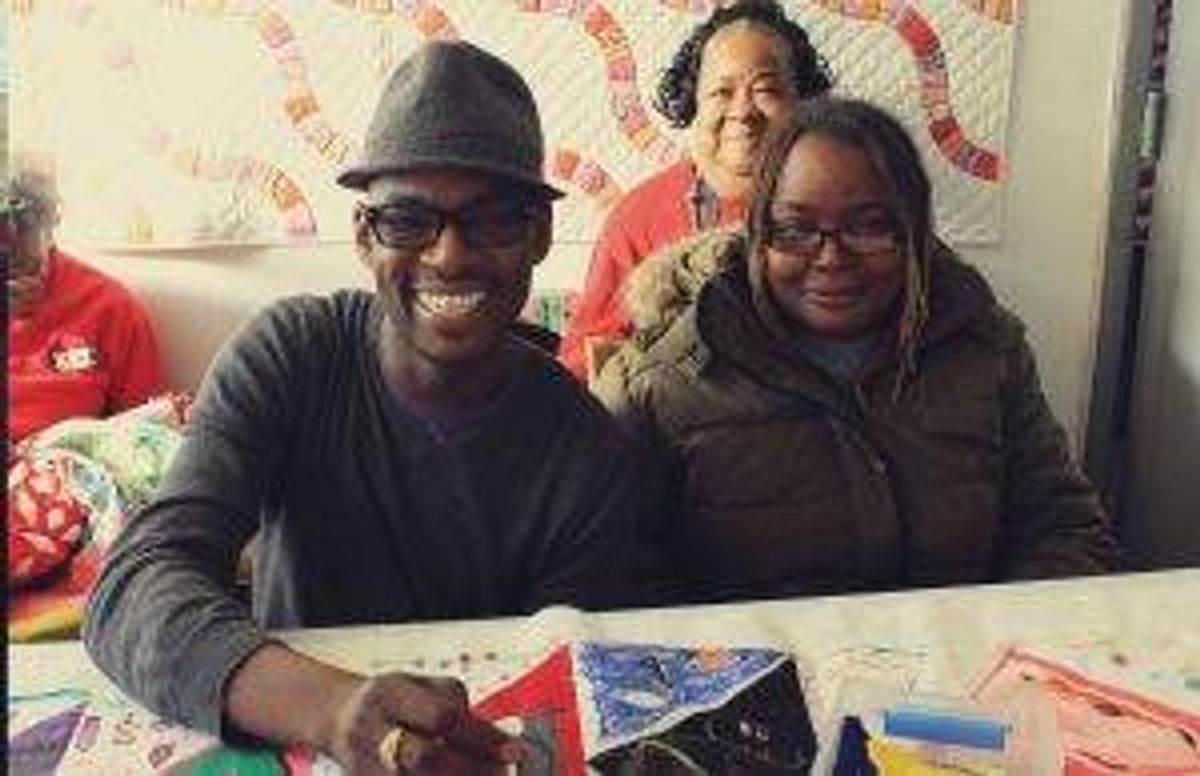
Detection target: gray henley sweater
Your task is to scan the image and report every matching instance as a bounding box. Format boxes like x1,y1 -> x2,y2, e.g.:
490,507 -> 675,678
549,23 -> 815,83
83,291 -> 638,736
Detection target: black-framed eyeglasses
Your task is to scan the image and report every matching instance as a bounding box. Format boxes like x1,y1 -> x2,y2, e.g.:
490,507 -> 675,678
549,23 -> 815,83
766,214 -> 901,258
2,195 -> 36,229
359,195 -> 546,253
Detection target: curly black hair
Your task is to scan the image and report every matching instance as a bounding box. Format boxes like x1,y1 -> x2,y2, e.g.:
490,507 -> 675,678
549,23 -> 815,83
654,0 -> 834,129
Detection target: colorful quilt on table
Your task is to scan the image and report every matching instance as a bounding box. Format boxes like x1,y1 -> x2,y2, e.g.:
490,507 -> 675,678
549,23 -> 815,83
9,641 -> 812,775
575,643 -> 815,773
973,648 -> 1200,775
7,393 -> 191,642
283,641 -> 815,775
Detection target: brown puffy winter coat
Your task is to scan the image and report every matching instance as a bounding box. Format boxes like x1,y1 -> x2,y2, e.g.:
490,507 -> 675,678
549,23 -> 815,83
595,233 -> 1119,604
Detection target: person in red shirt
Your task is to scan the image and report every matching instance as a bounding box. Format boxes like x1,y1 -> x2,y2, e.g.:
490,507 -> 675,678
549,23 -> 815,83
5,165 -> 164,445
558,0 -> 833,381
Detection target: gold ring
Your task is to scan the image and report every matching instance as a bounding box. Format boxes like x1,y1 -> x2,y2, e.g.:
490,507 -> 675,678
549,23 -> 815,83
378,725 -> 409,772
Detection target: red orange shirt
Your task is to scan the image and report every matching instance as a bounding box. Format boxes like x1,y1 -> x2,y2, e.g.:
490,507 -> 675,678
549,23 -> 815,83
558,160 -> 745,379
8,249 -> 163,443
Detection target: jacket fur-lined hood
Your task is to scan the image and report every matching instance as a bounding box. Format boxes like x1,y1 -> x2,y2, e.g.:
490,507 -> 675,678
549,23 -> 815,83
621,229 -> 745,335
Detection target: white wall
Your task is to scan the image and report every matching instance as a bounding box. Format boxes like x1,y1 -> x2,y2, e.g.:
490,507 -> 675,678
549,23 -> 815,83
84,2 -> 1135,451
1124,0 -> 1200,567
960,1 -> 1132,450
81,242 -> 370,391
79,238 -> 591,392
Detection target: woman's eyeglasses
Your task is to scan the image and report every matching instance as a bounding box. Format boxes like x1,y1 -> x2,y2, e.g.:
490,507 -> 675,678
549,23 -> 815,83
766,214 -> 901,258
359,196 -> 545,253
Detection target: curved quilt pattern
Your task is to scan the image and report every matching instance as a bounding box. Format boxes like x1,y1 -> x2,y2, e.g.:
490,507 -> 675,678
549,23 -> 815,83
511,1 -> 681,169
9,0 -> 1019,246
814,0 -> 1004,181
959,0 -> 1014,25
340,1 -> 630,210
18,1 -> 318,241
506,1 -> 684,208
549,147 -> 623,209
331,0 -> 460,40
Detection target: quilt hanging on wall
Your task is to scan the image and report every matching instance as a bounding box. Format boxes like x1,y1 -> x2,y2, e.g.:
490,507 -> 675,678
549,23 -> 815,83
8,0 -> 1019,252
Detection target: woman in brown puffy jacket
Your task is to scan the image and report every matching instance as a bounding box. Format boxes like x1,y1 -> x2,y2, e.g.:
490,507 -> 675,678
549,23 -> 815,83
595,97 -> 1120,605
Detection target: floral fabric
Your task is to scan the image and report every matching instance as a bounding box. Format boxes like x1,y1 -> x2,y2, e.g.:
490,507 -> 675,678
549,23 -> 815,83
7,392 -> 190,640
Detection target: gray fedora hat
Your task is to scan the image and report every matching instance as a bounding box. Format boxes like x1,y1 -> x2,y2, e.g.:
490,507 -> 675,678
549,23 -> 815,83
337,40 -> 564,199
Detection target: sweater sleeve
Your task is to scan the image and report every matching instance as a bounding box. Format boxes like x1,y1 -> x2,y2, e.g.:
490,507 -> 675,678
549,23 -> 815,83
996,331 -> 1122,579
83,299 -> 317,737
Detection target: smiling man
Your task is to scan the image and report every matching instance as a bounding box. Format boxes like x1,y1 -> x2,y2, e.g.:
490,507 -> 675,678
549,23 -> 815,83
84,41 -> 638,775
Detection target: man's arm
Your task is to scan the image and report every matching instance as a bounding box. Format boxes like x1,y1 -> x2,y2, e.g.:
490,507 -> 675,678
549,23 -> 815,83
86,440 -> 519,771
83,300 -> 519,773
83,302 -> 305,734
225,643 -> 520,774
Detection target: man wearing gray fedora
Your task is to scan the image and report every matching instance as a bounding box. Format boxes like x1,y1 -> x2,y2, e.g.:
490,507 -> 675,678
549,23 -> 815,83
84,41 -> 638,774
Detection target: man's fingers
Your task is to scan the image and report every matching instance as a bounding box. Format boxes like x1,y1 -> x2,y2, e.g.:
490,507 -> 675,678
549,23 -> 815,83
376,725 -> 409,772
369,724 -> 512,775
395,727 -> 513,774
443,712 -> 525,763
345,711 -> 404,775
395,728 -> 450,772
373,674 -> 521,765
415,676 -> 519,760
373,674 -> 465,732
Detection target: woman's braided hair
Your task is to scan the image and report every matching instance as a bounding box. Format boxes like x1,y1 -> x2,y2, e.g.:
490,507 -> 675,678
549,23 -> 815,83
654,0 -> 833,129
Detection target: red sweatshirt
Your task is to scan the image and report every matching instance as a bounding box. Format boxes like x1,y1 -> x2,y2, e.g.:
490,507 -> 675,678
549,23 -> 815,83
8,249 -> 164,443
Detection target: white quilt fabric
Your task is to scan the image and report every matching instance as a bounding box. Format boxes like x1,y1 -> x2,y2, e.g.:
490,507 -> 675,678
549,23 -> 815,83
9,0 -> 1018,249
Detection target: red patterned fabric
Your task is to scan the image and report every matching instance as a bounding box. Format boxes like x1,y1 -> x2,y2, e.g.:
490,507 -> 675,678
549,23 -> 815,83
7,454 -> 88,587
8,394 -> 191,640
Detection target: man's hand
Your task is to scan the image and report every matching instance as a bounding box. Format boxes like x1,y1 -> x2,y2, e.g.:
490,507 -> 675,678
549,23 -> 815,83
225,644 -> 521,775
327,672 -> 522,774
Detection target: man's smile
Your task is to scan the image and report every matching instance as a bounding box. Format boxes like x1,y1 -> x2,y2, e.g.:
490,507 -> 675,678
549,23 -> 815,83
412,288 -> 489,319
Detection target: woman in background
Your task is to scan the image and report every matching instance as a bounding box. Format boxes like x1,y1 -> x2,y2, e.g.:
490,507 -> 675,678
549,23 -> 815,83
559,0 -> 832,381
596,97 -> 1119,604
5,162 -> 163,445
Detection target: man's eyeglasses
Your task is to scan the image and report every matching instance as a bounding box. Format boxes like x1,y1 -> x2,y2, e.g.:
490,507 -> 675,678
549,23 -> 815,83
2,194 -> 31,219
359,196 -> 545,253
766,214 -> 901,258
